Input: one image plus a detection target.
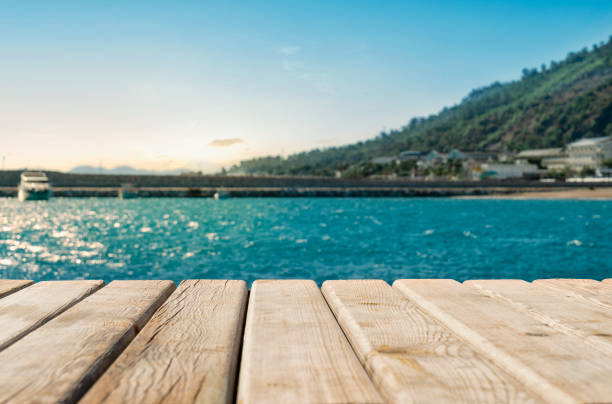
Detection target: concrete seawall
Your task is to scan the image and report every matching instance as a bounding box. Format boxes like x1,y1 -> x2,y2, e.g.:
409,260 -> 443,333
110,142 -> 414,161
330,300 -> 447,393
3,171 -> 612,198
1,185 -> 604,198
3,170 -> 612,189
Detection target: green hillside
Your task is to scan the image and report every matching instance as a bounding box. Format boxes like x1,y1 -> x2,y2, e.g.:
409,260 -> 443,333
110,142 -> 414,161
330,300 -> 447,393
228,37 -> 612,177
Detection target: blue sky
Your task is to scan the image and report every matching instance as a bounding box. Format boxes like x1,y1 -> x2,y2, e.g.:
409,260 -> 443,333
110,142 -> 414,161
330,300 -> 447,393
1,1 -> 611,172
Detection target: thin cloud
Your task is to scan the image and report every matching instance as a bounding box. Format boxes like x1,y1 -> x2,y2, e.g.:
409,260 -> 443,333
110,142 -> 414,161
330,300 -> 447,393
282,59 -> 334,95
208,138 -> 244,147
279,45 -> 300,56
280,48 -> 335,95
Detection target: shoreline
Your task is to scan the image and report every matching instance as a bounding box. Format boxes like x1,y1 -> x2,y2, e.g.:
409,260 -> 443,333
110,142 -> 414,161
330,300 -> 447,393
2,185 -> 612,199
463,187 -> 612,200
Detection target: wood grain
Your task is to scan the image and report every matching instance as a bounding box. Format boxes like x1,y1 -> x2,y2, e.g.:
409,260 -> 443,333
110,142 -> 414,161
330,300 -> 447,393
237,279 -> 382,404
81,279 -> 248,404
394,279 -> 612,404
0,280 -> 104,351
322,280 -> 536,403
0,279 -> 33,299
0,280 -> 175,404
534,279 -> 612,310
466,279 -> 612,356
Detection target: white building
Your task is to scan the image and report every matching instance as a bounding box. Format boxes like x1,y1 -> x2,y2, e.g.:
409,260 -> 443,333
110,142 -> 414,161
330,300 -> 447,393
541,156 -> 571,171
448,149 -> 498,163
478,163 -> 540,180
418,151 -> 448,168
516,148 -> 565,166
396,150 -> 424,163
522,137 -> 612,171
565,136 -> 612,170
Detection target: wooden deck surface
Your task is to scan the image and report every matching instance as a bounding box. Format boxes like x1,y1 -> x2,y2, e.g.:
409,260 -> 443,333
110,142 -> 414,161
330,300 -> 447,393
0,278 -> 611,403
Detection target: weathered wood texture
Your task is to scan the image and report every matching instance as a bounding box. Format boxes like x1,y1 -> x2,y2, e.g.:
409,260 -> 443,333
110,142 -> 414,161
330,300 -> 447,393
0,279 -> 33,299
394,279 -> 612,404
237,279 -> 383,404
0,280 -> 103,351
0,277 -> 609,403
81,280 -> 248,404
534,279 -> 612,310
466,279 -> 612,356
322,280 -> 536,403
0,280 -> 175,404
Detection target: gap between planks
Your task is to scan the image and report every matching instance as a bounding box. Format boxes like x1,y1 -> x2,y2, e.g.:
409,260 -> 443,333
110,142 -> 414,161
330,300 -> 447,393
465,279 -> 612,357
0,280 -> 175,404
0,279 -> 33,299
1,278 -> 611,404
534,279 -> 612,310
81,280 -> 248,404
237,279 -> 383,404
394,279 -> 612,403
322,280 -> 538,403
0,280 -> 104,351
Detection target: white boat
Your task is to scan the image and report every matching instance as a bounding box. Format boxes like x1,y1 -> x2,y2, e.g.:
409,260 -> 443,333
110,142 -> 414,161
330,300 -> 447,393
18,171 -> 52,201
214,190 -> 229,200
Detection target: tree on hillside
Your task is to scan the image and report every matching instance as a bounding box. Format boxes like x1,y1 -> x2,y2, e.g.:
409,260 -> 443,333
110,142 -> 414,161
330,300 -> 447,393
227,37 -> 612,176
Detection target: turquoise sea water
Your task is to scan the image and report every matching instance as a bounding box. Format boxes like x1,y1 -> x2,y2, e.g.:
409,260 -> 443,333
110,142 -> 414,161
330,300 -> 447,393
1,198 -> 611,284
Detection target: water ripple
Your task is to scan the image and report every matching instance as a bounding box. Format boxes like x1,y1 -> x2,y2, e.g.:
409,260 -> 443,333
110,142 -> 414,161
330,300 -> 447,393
0,198 -> 610,284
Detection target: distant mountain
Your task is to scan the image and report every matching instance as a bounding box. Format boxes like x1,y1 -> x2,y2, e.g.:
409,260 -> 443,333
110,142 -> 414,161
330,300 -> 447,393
69,165 -> 189,176
229,36 -> 612,176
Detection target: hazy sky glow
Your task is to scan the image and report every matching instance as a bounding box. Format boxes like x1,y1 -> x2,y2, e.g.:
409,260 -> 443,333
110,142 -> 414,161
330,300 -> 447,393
1,1 -> 611,172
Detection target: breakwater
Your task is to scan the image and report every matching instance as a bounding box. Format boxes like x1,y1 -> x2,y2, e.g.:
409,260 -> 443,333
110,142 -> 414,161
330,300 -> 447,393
2,170 -> 612,197
0,185 -> 605,198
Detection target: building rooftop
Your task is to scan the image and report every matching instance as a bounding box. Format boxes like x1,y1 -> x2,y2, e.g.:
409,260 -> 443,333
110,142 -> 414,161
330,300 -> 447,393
516,148 -> 564,158
398,150 -> 424,156
568,136 -> 612,147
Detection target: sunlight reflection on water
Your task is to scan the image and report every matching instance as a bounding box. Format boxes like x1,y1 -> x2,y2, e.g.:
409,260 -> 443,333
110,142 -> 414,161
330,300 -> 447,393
1,197 -> 611,284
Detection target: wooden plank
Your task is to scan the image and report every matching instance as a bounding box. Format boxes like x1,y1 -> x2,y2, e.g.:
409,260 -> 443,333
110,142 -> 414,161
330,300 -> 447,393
0,280 -> 175,404
465,279 -> 612,356
394,279 -> 612,404
0,280 -> 104,351
534,279 -> 612,310
0,279 -> 33,299
237,279 -> 383,404
81,280 -> 248,404
322,280 -> 536,403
